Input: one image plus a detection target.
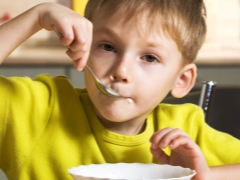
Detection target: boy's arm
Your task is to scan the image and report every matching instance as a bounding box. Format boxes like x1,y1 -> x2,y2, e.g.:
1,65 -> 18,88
0,5 -> 41,63
150,127 -> 240,180
209,164 -> 240,179
0,2 -> 92,70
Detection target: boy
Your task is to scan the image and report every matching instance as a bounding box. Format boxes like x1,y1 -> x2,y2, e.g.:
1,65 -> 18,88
0,1 -> 240,180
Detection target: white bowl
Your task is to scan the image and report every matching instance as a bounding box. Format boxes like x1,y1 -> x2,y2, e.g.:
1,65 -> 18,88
68,163 -> 196,180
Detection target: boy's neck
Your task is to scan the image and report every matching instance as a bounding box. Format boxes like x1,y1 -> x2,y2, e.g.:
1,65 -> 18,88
97,115 -> 147,136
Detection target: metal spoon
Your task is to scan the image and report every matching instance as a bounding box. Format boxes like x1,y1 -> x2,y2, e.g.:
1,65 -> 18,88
85,65 -> 122,98
53,27 -> 122,98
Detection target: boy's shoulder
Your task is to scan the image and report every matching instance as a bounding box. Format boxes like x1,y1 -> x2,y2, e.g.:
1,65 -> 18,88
34,74 -> 77,91
159,103 -> 202,114
149,103 -> 206,139
34,74 -> 70,83
152,103 -> 205,126
34,73 -> 88,97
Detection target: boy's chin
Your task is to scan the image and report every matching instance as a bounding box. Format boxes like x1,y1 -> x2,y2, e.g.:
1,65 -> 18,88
97,111 -> 132,123
98,108 -> 147,123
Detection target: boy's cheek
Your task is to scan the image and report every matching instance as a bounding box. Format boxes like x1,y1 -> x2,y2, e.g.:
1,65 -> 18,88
88,51 -> 117,67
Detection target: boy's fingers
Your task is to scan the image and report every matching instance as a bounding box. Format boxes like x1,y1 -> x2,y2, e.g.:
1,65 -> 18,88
68,27 -> 87,52
66,49 -> 87,61
150,128 -> 189,149
66,48 -> 90,71
53,20 -> 92,71
169,137 -> 204,161
72,51 -> 90,71
150,146 -> 169,164
57,27 -> 74,47
150,127 -> 173,148
159,128 -> 188,149
69,22 -> 92,52
169,136 -> 192,150
69,38 -> 87,52
53,25 -> 74,47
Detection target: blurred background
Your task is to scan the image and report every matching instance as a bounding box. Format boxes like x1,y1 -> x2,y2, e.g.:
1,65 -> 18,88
0,0 -> 240,179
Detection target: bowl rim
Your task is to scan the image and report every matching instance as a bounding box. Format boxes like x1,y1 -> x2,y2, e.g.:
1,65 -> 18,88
68,163 -> 196,180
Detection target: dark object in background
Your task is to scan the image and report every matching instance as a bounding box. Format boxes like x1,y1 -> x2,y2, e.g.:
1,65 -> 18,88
164,81 -> 216,122
164,87 -> 240,140
208,88 -> 240,139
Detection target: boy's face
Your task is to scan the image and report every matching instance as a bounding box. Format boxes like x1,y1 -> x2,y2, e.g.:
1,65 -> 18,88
85,11 -> 184,123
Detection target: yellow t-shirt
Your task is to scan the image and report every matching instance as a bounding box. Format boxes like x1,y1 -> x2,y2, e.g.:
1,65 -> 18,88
0,74 -> 240,180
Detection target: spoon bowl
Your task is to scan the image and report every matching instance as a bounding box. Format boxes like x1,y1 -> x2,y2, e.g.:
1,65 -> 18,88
86,65 -> 123,98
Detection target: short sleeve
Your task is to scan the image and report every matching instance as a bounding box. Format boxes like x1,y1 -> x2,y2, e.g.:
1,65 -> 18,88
0,75 -> 54,175
192,106 -> 240,166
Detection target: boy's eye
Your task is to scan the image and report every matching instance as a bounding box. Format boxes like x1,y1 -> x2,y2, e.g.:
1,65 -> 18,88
142,54 -> 159,63
100,43 -> 115,52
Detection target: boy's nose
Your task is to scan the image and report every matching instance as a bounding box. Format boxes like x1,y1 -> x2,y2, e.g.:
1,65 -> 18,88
109,59 -> 131,83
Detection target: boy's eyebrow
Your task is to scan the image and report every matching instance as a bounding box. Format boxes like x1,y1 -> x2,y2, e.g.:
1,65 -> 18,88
145,42 -> 160,48
94,26 -> 120,39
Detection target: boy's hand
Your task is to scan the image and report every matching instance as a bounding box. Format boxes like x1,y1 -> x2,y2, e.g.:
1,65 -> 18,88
38,3 -> 92,71
150,127 -> 210,180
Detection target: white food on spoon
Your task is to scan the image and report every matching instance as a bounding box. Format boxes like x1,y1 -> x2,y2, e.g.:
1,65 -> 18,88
127,98 -> 133,104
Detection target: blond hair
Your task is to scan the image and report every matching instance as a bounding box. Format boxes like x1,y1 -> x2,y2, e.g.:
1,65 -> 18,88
85,0 -> 207,64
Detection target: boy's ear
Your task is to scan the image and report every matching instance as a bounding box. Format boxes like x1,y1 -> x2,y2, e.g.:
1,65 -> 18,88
171,63 -> 197,98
